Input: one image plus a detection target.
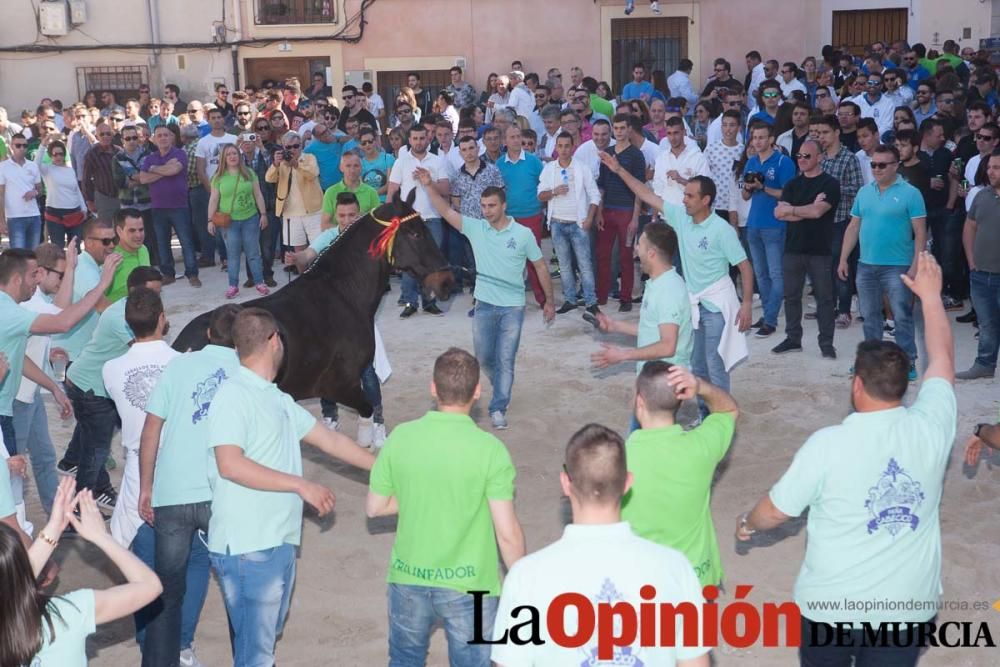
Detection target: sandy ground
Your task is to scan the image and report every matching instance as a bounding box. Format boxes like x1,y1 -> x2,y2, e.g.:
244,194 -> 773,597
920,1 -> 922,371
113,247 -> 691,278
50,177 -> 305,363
20,243 -> 1000,667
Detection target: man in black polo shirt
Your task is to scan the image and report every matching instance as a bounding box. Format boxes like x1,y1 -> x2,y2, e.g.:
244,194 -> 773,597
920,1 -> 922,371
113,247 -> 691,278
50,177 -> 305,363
918,118 -> 961,309
773,139 -> 841,358
337,85 -> 377,134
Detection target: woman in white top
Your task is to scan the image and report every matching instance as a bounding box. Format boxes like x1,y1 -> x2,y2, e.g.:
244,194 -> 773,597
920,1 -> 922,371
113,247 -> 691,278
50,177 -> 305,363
485,74 -> 512,124
34,138 -> 87,248
0,477 -> 161,667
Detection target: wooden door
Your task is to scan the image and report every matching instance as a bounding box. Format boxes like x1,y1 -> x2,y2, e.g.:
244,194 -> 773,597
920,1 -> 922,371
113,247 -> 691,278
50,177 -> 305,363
832,9 -> 908,57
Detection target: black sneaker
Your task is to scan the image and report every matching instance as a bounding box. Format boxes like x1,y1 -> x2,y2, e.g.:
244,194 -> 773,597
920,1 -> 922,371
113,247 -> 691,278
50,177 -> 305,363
618,301 -> 633,312
243,278 -> 254,288
821,345 -> 837,359
585,304 -> 601,315
942,296 -> 964,311
771,339 -> 802,354
804,311 -> 818,320
399,304 -> 418,318
751,317 -> 765,329
755,324 -> 776,338
265,277 -> 278,288
956,309 -> 977,324
56,460 -> 78,477
95,488 -> 118,512
423,304 -> 445,317
556,301 -> 578,314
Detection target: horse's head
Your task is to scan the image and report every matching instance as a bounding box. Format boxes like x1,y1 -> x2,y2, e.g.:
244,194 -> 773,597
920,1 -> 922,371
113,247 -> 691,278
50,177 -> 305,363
370,190 -> 454,301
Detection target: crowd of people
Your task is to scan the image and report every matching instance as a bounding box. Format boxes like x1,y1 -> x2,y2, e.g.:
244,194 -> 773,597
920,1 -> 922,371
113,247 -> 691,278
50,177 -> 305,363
0,32 -> 998,667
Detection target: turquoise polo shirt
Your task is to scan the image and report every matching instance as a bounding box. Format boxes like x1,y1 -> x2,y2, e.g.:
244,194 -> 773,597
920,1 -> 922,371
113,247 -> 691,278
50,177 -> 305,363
637,268 -> 693,371
496,151 -> 543,217
770,378 -> 955,626
0,453 -> 15,517
308,225 -> 340,254
744,150 -> 795,230
206,365 -> 317,555
145,344 -> 240,508
850,176 -> 927,266
55,250 -> 101,360
658,209 -> 746,312
0,291 -> 39,416
461,215 -> 543,307
66,298 -> 132,398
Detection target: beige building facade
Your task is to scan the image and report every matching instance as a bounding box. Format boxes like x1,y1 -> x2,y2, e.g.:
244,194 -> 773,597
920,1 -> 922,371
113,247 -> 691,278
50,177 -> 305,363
0,0 -> 993,114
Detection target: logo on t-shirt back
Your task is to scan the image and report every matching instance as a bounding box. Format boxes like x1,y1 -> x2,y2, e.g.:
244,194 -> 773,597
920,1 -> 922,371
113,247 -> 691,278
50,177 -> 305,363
865,458 -> 925,536
123,364 -> 165,411
190,367 -> 229,424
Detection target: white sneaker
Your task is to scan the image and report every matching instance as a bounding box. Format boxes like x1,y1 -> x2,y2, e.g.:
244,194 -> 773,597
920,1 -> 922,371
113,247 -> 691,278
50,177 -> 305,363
322,417 -> 339,431
357,417 -> 374,448
179,647 -> 205,667
372,423 -> 387,449
490,411 -> 509,430
651,0 -> 661,14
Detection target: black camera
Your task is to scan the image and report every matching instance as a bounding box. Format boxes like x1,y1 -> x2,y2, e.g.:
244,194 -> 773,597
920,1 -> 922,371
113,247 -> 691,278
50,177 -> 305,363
744,171 -> 764,185
281,149 -> 293,162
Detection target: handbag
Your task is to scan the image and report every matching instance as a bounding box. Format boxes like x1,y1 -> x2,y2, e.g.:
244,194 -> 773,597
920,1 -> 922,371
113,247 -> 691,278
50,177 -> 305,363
210,171 -> 241,229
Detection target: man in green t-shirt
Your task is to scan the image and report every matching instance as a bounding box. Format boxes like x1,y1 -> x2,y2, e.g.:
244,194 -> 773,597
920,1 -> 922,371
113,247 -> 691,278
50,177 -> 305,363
621,361 -> 738,588
366,347 -> 526,665
320,152 -> 379,227
106,208 -> 151,302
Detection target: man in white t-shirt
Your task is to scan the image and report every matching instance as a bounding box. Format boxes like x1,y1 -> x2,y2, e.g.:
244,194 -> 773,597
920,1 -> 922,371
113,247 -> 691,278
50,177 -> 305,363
655,117 -> 711,207
12,243 -> 70,517
573,119 -> 614,181
737,253 -> 956,666
491,423 -> 709,667
386,125 -> 450,317
362,82 -> 384,131
0,132 -> 43,249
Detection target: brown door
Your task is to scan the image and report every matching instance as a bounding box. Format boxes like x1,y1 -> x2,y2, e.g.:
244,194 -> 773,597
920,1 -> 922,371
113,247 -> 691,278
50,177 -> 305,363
377,69 -> 451,116
245,57 -> 329,89
832,9 -> 908,57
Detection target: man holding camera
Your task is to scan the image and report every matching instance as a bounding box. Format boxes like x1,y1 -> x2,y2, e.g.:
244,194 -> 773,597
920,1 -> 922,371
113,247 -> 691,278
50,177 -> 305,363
266,131 -> 324,258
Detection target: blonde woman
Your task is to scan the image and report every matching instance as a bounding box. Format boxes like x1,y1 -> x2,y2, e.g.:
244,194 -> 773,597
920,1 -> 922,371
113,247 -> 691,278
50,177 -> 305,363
207,143 -> 268,298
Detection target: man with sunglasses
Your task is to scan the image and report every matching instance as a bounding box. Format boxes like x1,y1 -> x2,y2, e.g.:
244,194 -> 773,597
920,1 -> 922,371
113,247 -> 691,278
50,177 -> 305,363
214,83 -> 235,126
337,85 -> 377,136
304,121 -> 347,192
185,101 -> 210,138
266,130 -> 324,259
232,101 -> 255,135
851,70 -> 894,137
882,68 -> 913,108
773,139 -> 841,358
749,80 -> 783,127
839,144 -> 926,381
0,133 -> 43,249
81,120 -> 121,221
359,126 -> 395,202
913,81 -> 937,127
902,50 -> 931,91
111,125 -> 154,259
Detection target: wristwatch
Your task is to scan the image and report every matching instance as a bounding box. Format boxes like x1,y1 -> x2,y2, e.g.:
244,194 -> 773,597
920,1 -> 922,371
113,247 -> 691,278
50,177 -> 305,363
975,423 -> 990,439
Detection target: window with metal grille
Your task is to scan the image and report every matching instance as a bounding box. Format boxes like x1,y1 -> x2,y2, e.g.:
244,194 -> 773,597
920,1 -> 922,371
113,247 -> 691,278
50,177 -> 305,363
611,17 -> 688,98
255,0 -> 338,25
76,66 -> 148,103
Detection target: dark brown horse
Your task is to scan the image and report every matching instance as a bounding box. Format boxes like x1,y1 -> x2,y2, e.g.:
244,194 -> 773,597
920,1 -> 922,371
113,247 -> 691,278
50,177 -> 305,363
172,190 -> 453,416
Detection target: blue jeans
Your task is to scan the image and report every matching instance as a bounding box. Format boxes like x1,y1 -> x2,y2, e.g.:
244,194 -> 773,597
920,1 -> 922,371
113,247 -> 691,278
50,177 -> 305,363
401,218 -> 444,307
970,270 -> 1000,370
225,215 -> 263,287
747,225 -> 786,327
65,380 -> 118,494
151,207 -> 199,279
388,584 -> 497,667
142,501 -> 213,666
247,211 -> 281,281
691,305 -> 729,417
189,186 -> 226,263
856,262 -> 917,361
45,219 -> 83,249
473,302 -> 525,414
7,215 -> 42,249
132,522 -> 210,659
550,221 -> 597,306
12,391 -> 59,515
321,364 -> 383,423
210,543 -> 296,667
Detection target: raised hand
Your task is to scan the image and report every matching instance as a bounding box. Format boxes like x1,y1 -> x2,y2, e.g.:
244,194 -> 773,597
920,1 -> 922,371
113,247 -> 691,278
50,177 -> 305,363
899,251 -> 942,301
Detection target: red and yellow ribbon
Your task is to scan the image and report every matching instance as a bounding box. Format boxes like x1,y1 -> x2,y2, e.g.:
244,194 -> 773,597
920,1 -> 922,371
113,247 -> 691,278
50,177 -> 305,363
368,211 -> 420,263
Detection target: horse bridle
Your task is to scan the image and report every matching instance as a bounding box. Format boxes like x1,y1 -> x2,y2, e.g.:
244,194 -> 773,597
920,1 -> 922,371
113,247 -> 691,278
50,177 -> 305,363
367,210 -> 421,264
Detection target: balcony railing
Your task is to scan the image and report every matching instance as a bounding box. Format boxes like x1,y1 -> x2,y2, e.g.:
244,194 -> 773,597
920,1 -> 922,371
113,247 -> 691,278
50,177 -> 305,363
255,0 -> 337,25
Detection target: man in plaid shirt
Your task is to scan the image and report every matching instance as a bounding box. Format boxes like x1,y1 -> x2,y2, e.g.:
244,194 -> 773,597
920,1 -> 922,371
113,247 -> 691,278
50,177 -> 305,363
449,135 -> 504,292
815,114 -> 863,328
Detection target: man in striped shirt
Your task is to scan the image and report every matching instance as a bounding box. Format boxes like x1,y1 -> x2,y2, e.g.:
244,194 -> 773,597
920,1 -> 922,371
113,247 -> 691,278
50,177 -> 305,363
82,121 -> 120,221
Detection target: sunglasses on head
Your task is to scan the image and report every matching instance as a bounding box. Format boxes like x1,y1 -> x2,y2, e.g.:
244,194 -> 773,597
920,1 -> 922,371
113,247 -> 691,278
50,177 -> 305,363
870,161 -> 897,169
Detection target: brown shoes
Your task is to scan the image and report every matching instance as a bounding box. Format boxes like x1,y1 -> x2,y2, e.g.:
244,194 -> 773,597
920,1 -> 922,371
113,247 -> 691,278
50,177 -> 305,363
188,276 -> 202,288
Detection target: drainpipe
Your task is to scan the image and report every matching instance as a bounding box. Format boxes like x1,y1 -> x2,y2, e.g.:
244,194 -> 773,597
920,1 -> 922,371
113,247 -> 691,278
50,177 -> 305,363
230,0 -> 243,89
145,0 -> 160,67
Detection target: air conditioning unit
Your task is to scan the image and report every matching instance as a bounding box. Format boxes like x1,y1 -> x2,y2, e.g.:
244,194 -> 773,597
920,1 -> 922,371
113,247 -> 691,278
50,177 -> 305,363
39,0 -> 70,36
454,58 -> 467,69
344,70 -> 373,88
69,0 -> 87,25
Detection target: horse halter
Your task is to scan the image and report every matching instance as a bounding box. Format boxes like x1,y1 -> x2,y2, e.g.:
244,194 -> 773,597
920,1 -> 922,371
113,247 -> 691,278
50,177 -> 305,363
368,210 -> 421,264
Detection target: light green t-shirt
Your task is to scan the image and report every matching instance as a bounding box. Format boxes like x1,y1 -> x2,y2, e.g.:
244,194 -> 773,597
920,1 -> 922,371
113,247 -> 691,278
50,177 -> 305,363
621,413 -> 735,587
206,365 -> 316,555
0,452 -> 15,517
369,411 -> 516,595
32,589 -> 96,666
146,345 -> 240,508
106,245 -> 150,304
0,291 -> 39,416
308,226 -> 340,254
66,298 -> 132,398
461,215 -> 543,308
637,267 -> 693,371
55,250 -> 101,360
659,206 -> 746,312
214,170 -> 258,221
770,378 -> 957,625
322,181 -> 380,216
